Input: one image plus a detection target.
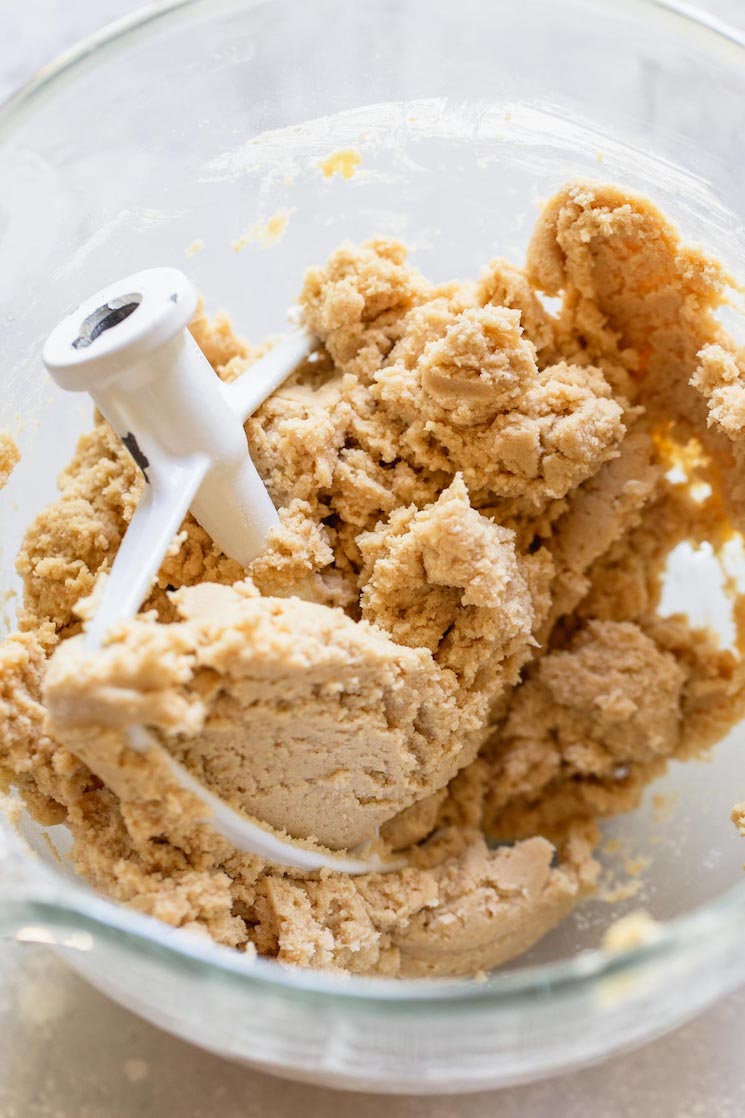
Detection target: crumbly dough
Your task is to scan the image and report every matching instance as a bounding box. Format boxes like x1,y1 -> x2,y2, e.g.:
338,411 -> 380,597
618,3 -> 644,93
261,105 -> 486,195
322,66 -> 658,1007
3,181 -> 745,978
0,433 -> 20,490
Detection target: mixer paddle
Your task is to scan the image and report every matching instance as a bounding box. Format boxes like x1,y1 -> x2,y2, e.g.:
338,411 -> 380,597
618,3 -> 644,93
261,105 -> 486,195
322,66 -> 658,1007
42,268 -> 402,874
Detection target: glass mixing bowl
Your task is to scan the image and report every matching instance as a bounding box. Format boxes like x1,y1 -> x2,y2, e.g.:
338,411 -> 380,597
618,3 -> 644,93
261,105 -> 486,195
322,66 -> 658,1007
2,0 -> 745,1093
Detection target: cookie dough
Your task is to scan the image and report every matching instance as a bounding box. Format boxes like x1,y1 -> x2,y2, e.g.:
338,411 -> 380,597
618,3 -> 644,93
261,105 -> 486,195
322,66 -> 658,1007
3,181 -> 745,978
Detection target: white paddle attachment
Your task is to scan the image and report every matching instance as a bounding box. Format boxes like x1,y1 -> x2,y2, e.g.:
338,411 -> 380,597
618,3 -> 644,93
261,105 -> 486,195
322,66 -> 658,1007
42,268 -> 400,874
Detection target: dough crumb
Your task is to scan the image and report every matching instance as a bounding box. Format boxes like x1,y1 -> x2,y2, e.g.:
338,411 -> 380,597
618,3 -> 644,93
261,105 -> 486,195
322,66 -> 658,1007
123,1058 -> 150,1084
232,209 -> 293,251
318,148 -> 363,179
603,910 -> 663,952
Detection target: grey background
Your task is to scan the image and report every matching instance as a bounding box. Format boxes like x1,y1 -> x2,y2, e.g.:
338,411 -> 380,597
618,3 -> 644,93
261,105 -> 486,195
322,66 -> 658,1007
1,1 -> 744,1115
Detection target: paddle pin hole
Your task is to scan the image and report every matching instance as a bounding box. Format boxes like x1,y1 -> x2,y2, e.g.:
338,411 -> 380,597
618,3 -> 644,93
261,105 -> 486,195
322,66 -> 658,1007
72,293 -> 142,350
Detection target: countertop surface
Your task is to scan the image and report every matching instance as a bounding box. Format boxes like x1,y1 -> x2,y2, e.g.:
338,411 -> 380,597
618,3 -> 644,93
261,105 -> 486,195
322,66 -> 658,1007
2,1 -> 745,1115
0,942 -> 742,1118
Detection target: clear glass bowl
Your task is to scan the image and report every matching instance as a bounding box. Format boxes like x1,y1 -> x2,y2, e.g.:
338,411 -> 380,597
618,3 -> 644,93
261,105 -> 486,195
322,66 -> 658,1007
2,0 -> 745,1093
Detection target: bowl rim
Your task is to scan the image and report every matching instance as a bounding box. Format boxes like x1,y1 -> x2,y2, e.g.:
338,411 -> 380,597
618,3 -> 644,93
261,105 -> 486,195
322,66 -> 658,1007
2,0 -> 745,1010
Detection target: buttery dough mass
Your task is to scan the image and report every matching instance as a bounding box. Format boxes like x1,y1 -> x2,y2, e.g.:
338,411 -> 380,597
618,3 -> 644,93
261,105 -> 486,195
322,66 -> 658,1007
3,181 -> 745,977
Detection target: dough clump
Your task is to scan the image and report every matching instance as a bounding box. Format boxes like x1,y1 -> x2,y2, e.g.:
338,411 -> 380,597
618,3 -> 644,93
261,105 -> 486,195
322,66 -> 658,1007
3,182 -> 745,978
